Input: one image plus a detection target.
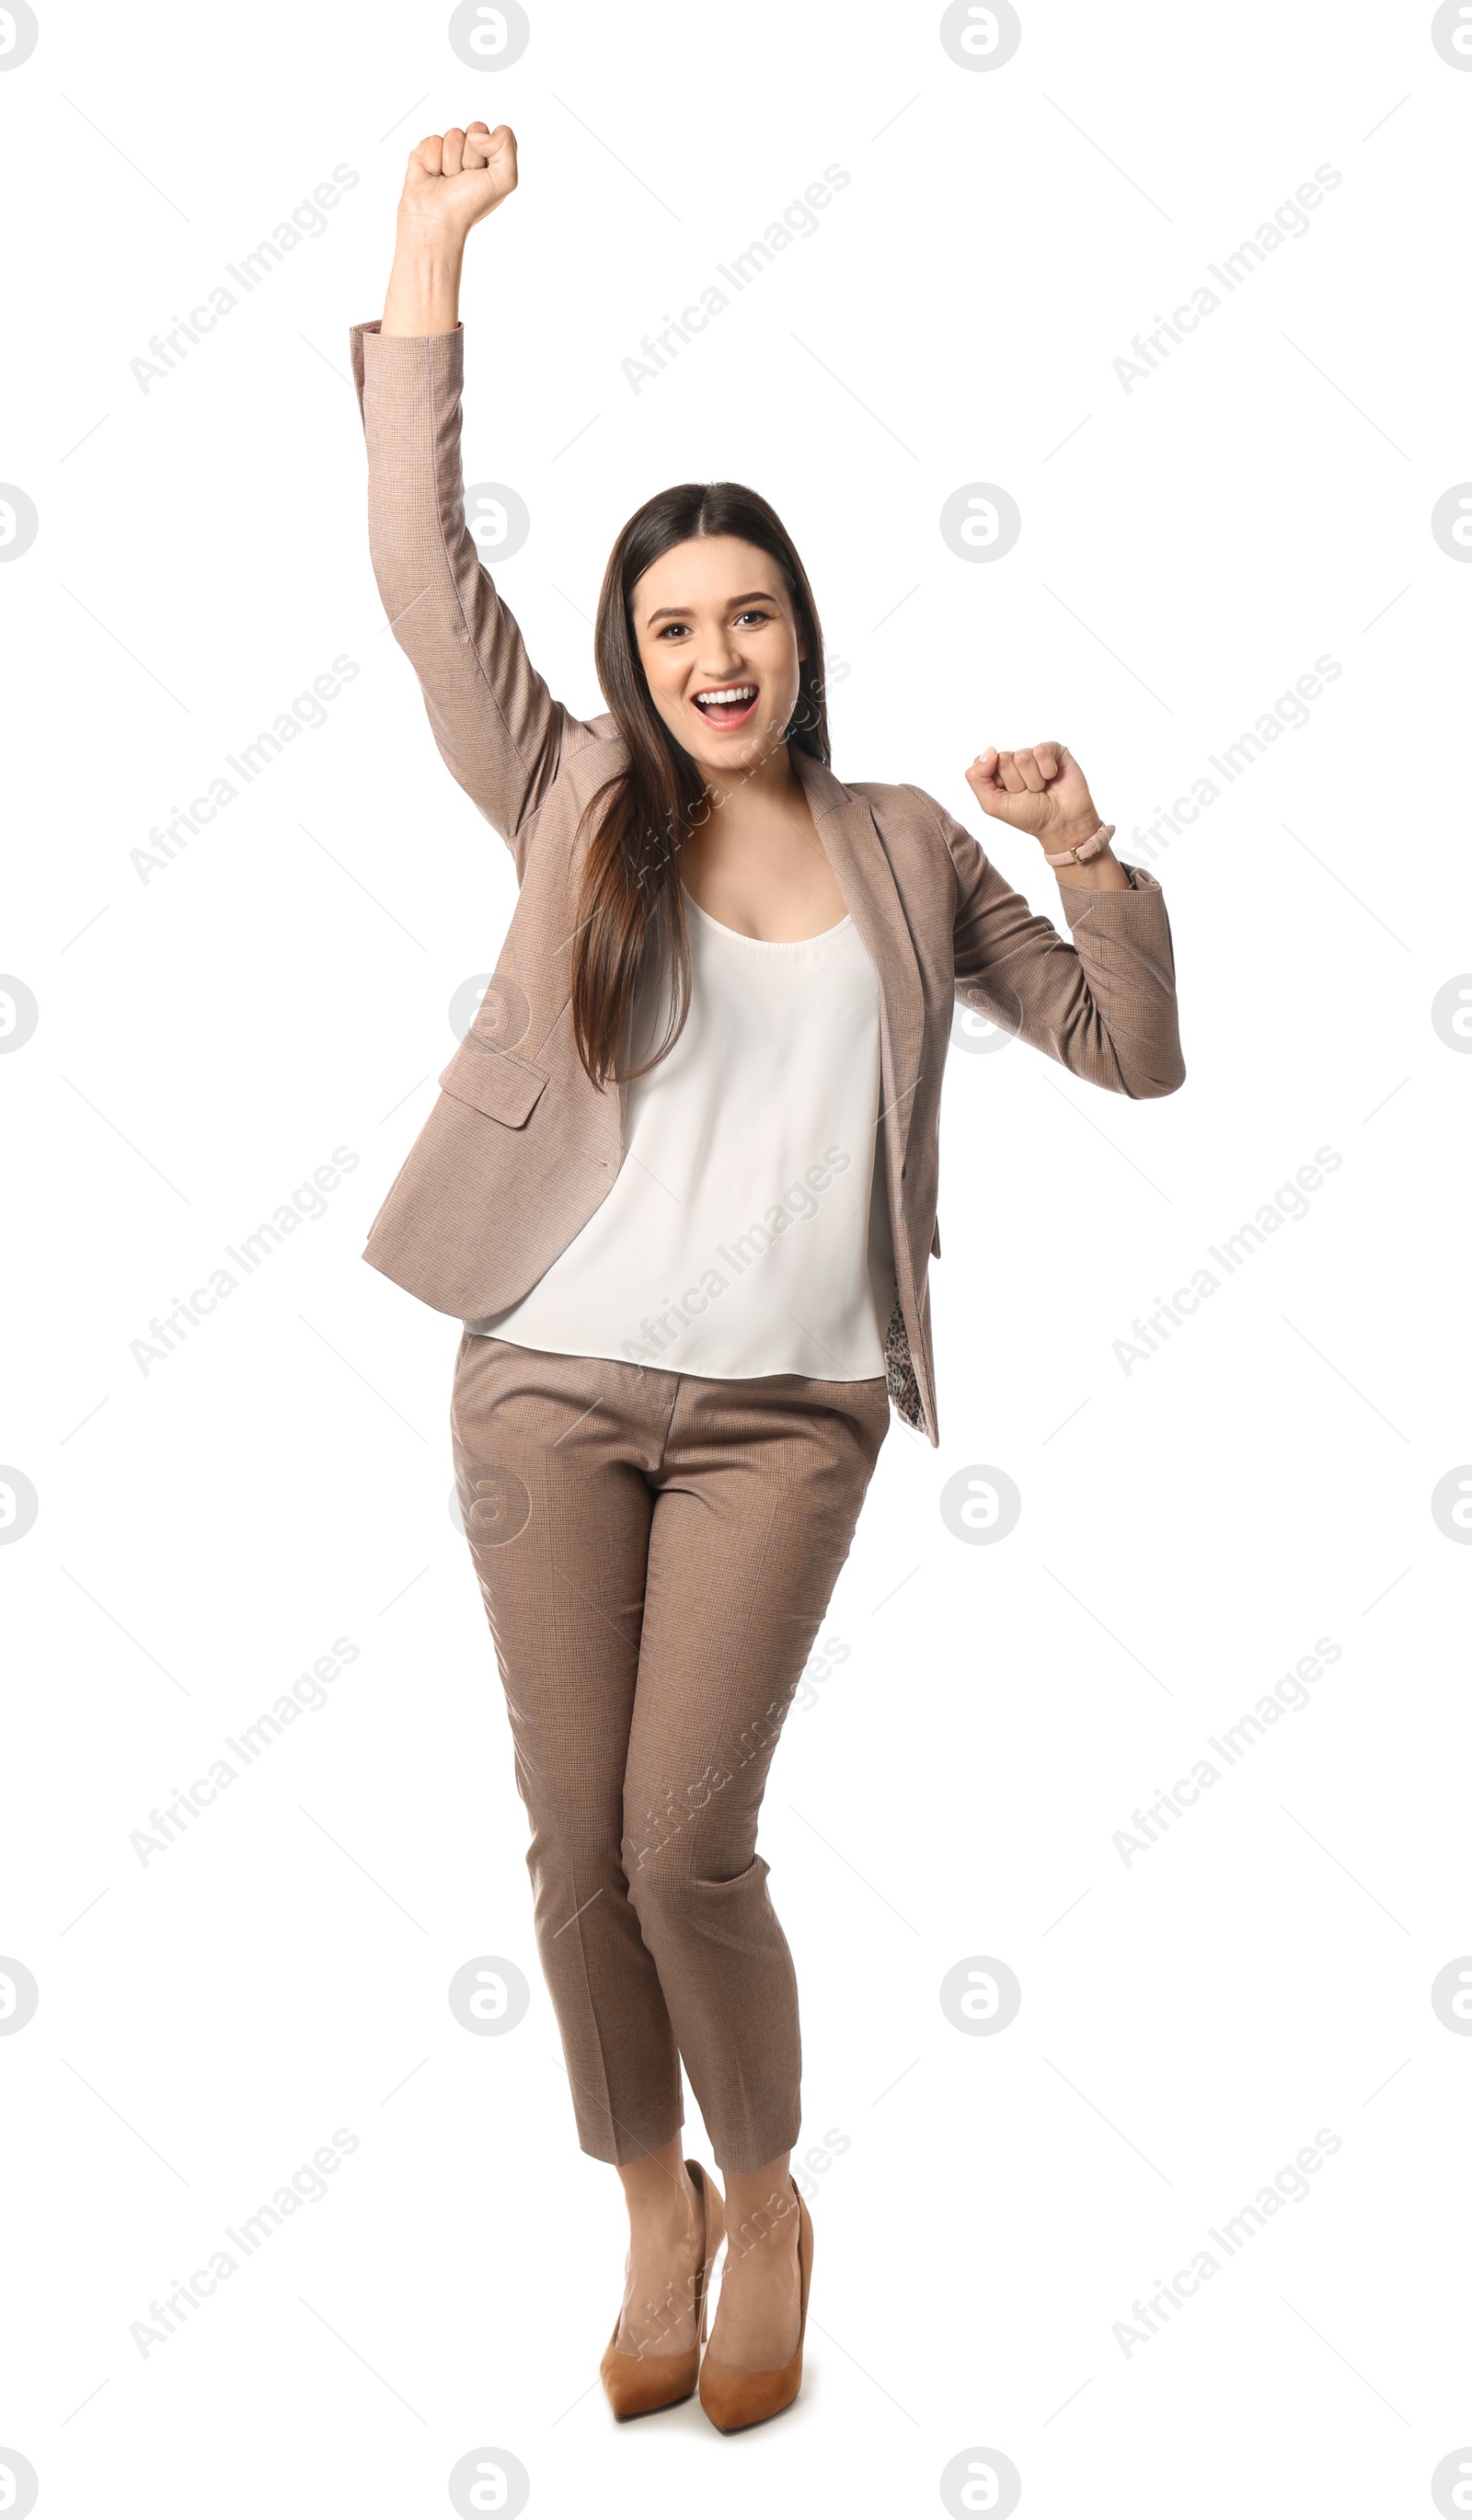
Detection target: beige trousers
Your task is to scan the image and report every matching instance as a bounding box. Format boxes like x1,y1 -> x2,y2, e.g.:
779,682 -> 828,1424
450,1333 -> 890,2174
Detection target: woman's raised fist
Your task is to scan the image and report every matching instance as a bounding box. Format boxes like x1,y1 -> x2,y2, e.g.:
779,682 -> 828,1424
397,120 -> 518,248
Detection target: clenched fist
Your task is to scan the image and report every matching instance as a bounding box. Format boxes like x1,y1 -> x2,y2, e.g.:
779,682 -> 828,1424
966,743 -> 1100,849
382,122 -> 518,335
964,744 -> 1129,889
397,120 -> 518,248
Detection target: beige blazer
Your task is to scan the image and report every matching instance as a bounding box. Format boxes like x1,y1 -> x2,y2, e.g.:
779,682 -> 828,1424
350,322 -> 1185,1445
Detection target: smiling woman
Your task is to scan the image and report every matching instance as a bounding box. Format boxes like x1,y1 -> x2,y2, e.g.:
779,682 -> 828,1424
571,479 -> 839,1086
352,117 -> 1184,2443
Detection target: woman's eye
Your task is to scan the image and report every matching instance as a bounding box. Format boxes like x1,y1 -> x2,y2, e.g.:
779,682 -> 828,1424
651,613 -> 770,638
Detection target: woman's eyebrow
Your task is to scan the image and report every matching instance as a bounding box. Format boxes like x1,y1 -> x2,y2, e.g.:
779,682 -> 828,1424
644,590 -> 781,624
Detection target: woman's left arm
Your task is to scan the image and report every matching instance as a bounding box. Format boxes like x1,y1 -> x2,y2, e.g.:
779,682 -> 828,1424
927,741 -> 1186,1099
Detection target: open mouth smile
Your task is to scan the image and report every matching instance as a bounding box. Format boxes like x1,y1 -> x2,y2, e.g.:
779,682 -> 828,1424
690,683 -> 759,731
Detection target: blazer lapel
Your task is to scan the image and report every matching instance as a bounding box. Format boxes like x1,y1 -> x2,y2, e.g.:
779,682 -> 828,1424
795,749 -> 927,1172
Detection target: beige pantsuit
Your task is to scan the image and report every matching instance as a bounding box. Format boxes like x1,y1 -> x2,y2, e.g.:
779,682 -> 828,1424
350,314 -> 1186,2171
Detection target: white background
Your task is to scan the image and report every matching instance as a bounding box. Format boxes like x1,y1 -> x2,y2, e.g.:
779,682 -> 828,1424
4,1 -> 1471,2513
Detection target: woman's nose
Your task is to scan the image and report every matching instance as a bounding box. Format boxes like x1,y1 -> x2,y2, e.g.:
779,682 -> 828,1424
694,632 -> 741,674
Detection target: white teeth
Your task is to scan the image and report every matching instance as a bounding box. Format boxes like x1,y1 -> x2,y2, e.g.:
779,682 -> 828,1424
695,685 -> 755,706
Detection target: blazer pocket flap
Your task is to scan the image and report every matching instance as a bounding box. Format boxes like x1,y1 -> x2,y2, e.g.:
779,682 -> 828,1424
438,1044 -> 550,1128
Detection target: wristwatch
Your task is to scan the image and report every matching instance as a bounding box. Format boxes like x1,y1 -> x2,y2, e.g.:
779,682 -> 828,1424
1044,820 -> 1116,868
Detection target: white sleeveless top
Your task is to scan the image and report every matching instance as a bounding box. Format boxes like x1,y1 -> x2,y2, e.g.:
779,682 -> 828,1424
467,891 -> 896,1380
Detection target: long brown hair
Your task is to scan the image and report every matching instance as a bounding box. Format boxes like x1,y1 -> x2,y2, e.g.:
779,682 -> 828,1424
570,482 -> 829,1089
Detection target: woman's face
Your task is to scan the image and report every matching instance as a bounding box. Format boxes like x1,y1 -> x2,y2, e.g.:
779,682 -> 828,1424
630,534 -> 806,785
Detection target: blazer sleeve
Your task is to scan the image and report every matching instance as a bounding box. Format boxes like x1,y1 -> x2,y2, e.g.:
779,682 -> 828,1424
350,320 -> 598,872
913,788 -> 1185,1099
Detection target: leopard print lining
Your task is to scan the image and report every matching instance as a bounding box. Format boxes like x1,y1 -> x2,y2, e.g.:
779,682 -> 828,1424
883,1291 -> 926,1434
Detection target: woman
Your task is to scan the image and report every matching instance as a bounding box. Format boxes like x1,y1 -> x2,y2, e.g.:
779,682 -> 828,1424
352,120 -> 1184,2434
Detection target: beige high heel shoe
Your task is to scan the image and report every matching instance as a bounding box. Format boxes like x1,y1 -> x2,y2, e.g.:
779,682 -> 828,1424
698,2178 -> 812,2434
599,2159 -> 725,2421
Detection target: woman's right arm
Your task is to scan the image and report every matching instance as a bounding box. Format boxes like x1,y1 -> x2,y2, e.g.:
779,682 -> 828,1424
353,123 -> 592,871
